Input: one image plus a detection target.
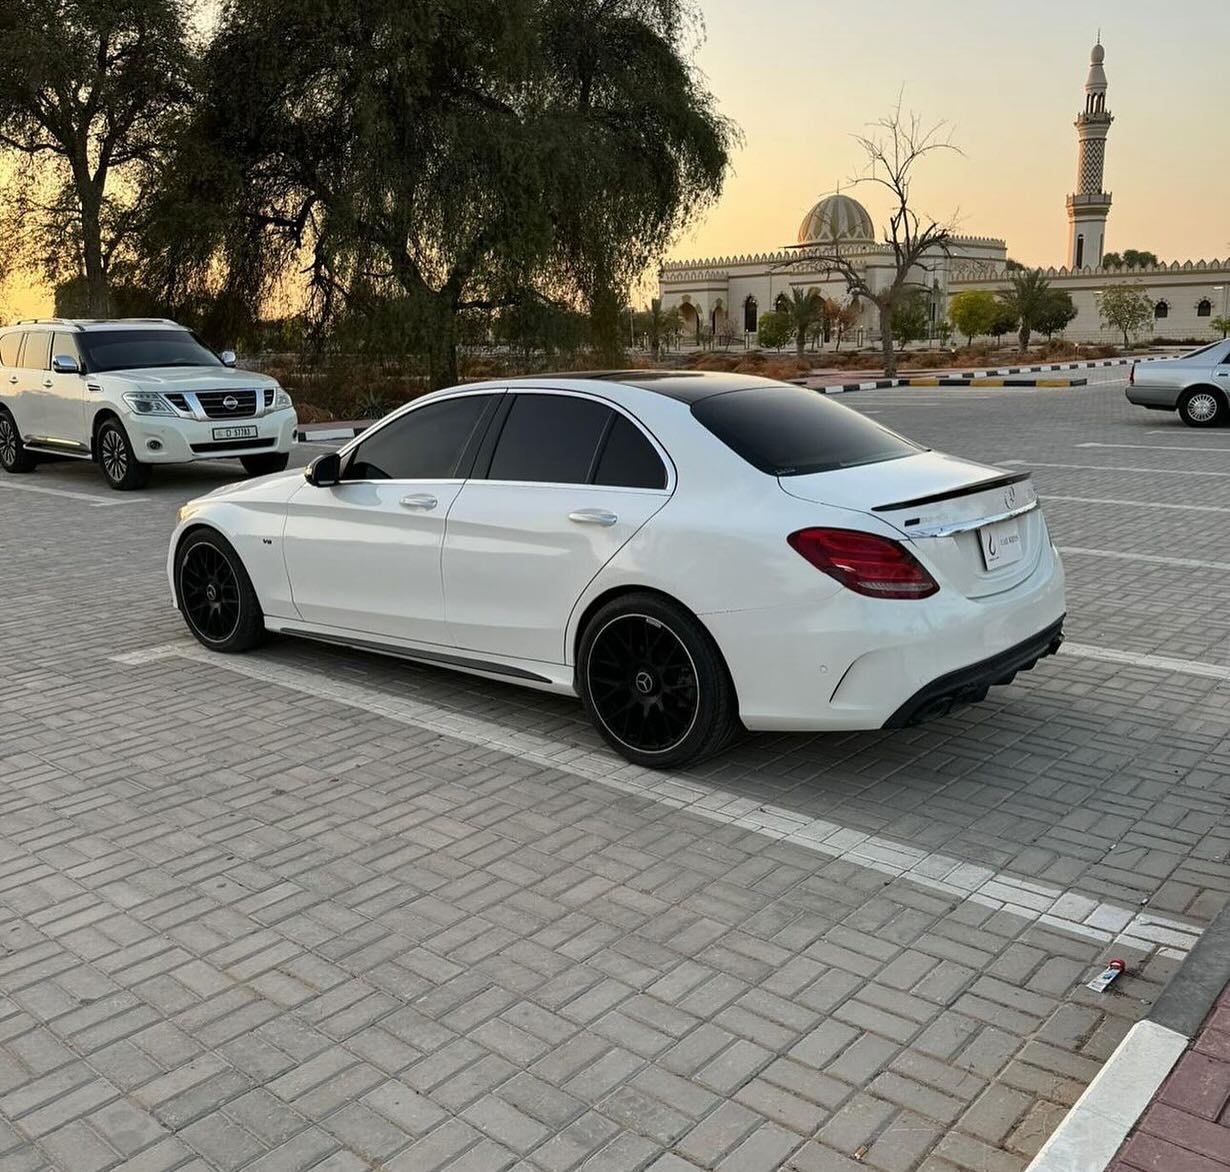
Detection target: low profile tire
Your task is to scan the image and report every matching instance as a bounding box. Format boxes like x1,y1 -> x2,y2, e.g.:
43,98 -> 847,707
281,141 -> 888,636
1178,387 -> 1226,428
241,452 -> 290,477
96,417 -> 151,490
0,411 -> 36,473
175,529 -> 265,652
578,592 -> 740,769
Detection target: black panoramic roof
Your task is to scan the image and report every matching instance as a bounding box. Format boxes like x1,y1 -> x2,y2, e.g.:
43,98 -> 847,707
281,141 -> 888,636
504,370 -> 792,403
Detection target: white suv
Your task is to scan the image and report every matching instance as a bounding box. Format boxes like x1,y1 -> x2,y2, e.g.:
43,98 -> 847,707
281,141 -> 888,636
0,318 -> 296,490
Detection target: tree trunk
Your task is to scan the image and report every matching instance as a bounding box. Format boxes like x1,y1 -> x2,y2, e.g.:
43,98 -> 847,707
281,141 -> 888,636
428,298 -> 459,390
795,330 -> 805,360
589,284 -> 623,366
79,187 -> 109,317
1018,325 -> 1030,352
878,303 -> 896,377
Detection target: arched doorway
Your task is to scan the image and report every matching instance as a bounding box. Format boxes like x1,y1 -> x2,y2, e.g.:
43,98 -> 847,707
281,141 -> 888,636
679,301 -> 700,343
743,296 -> 758,333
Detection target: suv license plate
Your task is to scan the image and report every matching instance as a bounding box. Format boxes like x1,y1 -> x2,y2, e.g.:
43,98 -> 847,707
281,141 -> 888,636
212,425 -> 258,441
978,518 -> 1023,570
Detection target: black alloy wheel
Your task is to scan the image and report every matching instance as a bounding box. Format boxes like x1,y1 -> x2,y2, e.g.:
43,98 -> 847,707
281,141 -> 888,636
0,412 -> 36,473
578,592 -> 740,769
176,531 -> 265,652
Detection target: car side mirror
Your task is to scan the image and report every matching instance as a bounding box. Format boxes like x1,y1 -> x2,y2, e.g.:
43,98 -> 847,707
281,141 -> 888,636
219,350 -> 237,368
305,451 -> 341,487
51,354 -> 80,375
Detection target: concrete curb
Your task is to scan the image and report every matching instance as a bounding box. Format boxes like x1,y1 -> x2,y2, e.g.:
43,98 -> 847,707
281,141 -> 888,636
1026,896 -> 1230,1172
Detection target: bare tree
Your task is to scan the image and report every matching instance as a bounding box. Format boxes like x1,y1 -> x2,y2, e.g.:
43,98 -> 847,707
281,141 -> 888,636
787,101 -> 959,376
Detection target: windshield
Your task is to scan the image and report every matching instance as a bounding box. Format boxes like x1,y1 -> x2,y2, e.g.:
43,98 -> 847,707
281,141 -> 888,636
691,385 -> 924,477
77,329 -> 222,373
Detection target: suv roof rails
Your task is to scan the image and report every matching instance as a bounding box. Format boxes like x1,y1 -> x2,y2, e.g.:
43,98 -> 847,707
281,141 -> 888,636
9,317 -> 181,328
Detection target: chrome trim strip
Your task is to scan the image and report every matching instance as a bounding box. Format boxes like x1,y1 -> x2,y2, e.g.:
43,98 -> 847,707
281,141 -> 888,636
910,499 -> 1039,538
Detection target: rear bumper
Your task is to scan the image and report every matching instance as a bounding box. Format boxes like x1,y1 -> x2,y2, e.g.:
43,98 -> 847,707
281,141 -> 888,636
883,617 -> 1065,728
1125,386 -> 1179,410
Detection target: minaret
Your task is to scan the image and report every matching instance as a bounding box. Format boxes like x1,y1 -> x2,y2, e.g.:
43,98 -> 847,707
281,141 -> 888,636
1066,38 -> 1113,269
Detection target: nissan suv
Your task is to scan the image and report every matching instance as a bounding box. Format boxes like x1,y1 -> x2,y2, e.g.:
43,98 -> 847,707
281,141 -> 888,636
0,318 -> 296,490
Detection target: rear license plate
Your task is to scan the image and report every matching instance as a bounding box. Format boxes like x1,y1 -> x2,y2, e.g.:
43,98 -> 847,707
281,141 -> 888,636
978,518 -> 1023,570
211,425 -> 258,441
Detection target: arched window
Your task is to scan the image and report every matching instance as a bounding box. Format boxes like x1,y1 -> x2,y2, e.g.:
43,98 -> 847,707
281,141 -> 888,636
743,295 -> 758,333
774,292 -> 789,313
1154,300 -> 1169,320
1198,299 -> 1212,317
1075,234 -> 1085,269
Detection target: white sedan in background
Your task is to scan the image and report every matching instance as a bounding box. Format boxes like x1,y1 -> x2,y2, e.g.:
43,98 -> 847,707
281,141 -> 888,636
167,372 -> 1066,767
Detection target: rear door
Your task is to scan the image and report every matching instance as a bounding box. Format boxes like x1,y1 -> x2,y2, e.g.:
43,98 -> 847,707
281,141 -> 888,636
780,452 -> 1045,599
442,391 -> 672,663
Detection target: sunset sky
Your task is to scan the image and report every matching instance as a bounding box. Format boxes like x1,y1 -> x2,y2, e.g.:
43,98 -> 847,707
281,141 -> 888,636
4,0 -> 1228,318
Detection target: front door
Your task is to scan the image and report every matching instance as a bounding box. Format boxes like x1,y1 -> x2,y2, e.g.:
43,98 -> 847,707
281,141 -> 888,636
46,332 -> 89,448
443,391 -> 672,663
282,392 -> 500,644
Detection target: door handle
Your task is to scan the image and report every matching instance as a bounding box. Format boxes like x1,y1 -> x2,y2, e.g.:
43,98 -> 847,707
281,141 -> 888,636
399,493 -> 438,510
568,508 -> 618,526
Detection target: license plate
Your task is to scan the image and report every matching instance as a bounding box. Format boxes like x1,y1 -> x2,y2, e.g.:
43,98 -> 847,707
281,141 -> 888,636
978,518 -> 1023,570
211,425 -> 258,441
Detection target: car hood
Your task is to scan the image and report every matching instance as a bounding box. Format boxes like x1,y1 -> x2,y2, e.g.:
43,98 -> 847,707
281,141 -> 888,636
99,367 -> 277,390
192,469 -> 304,506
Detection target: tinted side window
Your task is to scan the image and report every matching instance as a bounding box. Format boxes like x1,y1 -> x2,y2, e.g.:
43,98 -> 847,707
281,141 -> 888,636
487,394 -> 613,484
52,333 -> 82,368
20,333 -> 51,370
0,333 -> 20,367
692,386 -> 922,476
594,415 -> 667,489
346,395 -> 494,481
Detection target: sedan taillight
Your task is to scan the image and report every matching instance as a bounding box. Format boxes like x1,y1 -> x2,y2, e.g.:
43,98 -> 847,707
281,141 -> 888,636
787,528 -> 940,600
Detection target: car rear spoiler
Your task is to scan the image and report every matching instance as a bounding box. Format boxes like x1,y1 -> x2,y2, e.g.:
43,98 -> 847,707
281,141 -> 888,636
871,471 -> 1032,513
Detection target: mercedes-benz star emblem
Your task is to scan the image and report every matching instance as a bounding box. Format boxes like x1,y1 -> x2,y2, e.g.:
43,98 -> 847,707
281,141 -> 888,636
222,395 -> 239,411
634,670 -> 655,695
1004,485 -> 1017,509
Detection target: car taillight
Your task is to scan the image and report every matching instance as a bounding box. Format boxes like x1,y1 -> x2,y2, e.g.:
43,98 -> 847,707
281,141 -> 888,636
787,528 -> 939,599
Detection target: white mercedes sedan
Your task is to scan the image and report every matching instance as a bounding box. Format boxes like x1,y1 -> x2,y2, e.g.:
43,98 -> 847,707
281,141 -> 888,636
167,372 -> 1066,767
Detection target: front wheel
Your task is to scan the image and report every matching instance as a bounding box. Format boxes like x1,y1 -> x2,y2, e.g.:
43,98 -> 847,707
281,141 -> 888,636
241,452 -> 290,477
1179,388 -> 1226,428
175,530 -> 265,652
578,592 -> 740,769
96,418 -> 151,490
0,411 -> 36,473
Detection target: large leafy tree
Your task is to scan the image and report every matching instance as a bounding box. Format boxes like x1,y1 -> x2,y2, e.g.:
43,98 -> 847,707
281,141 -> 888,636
891,288 -> 930,352
0,0 -> 192,316
1035,289 -> 1077,339
146,0 -> 734,385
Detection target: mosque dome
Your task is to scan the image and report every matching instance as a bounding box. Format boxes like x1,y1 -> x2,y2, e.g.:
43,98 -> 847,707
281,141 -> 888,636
797,193 -> 876,246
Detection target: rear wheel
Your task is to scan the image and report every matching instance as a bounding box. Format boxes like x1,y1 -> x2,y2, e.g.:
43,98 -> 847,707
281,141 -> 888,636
578,592 -> 740,769
241,452 -> 290,476
1178,387 -> 1226,428
175,530 -> 265,652
0,411 -> 36,473
96,418 -> 151,490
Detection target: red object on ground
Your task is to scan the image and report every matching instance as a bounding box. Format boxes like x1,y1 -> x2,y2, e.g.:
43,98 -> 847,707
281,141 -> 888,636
1109,985 -> 1230,1170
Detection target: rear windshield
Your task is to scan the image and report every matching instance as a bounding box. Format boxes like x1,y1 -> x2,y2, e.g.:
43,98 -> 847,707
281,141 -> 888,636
691,385 -> 924,476
77,329 -> 222,373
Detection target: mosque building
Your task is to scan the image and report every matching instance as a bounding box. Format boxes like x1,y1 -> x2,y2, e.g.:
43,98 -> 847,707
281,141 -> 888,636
658,40 -> 1230,347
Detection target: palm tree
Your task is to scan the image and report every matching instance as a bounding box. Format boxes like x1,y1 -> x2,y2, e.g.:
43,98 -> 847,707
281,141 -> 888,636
644,298 -> 666,359
997,269 -> 1052,352
784,288 -> 825,360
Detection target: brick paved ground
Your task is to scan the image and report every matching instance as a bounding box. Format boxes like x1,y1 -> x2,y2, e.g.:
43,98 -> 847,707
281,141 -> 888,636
1109,983 -> 1230,1171
1,373 -> 1228,1171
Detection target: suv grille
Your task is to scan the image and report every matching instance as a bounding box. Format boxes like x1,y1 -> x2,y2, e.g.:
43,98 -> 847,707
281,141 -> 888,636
196,389 -> 257,418
165,393 -> 190,413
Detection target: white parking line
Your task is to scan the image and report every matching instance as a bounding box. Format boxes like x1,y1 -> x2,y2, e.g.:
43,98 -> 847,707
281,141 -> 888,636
1007,460 -> 1230,478
1076,442 -> 1230,453
1045,495 -> 1230,513
1065,641 -> 1230,682
0,481 -> 150,506
110,640 -> 1202,956
1058,546 -> 1230,571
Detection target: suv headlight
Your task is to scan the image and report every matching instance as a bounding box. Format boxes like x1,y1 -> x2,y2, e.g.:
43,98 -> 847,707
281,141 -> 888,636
122,391 -> 175,416
273,387 -> 293,410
